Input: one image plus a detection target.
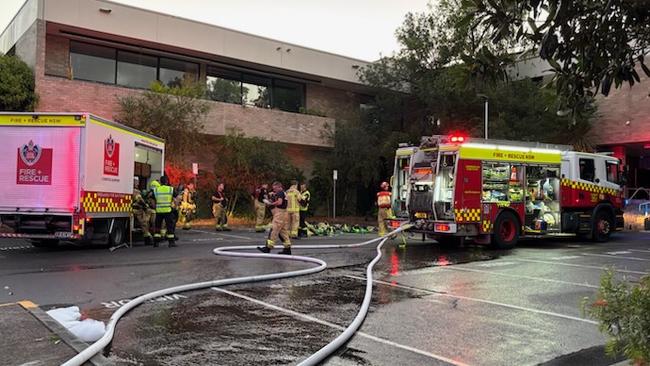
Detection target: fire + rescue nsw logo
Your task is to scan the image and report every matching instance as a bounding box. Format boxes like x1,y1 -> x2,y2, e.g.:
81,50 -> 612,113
16,140 -> 53,185
103,135 -> 120,176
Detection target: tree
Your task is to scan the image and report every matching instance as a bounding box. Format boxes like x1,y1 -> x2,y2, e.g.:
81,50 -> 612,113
0,54 -> 37,111
212,129 -> 303,216
116,81 -> 210,162
463,0 -> 650,117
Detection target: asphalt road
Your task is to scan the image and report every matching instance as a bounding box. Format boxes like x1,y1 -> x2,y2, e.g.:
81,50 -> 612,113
1,229 -> 648,365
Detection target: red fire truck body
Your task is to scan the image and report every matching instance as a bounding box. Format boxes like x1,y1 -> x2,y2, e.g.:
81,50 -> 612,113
389,136 -> 624,249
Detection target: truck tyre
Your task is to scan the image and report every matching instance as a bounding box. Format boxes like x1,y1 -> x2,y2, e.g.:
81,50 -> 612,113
591,210 -> 613,242
490,211 -> 519,250
108,220 -> 126,246
30,239 -> 59,248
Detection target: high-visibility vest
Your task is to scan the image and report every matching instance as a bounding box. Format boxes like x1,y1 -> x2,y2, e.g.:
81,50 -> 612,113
286,187 -> 300,213
377,191 -> 391,208
300,190 -> 311,211
154,185 -> 174,213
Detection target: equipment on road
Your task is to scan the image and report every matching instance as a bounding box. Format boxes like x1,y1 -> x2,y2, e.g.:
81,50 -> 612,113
0,113 -> 165,247
60,224 -> 410,366
388,134 -> 625,249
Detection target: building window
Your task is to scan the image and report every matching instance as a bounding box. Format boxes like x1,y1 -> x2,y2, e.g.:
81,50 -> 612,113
159,57 -> 199,87
272,79 -> 304,113
117,51 -> 157,89
206,66 -> 305,112
579,158 -> 595,182
242,74 -> 271,108
206,67 -> 242,104
70,41 -> 116,84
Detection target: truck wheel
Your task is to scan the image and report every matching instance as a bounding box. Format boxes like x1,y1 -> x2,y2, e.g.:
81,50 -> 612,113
490,211 -> 519,250
592,210 -> 613,242
108,220 -> 126,246
30,239 -> 59,248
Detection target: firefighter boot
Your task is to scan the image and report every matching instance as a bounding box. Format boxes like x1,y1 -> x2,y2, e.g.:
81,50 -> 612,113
257,246 -> 271,253
279,247 -> 292,255
144,236 -> 152,246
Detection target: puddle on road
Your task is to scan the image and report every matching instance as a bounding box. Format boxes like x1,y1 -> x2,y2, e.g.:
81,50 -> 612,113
376,243 -> 503,277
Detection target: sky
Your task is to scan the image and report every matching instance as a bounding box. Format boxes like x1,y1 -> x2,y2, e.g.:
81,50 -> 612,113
0,0 -> 431,61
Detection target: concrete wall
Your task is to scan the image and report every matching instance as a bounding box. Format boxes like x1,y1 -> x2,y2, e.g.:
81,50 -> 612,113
588,65 -> 650,146
41,0 -> 369,84
0,0 -> 40,55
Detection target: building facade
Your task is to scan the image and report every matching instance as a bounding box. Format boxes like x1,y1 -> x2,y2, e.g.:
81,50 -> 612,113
1,0 -> 373,175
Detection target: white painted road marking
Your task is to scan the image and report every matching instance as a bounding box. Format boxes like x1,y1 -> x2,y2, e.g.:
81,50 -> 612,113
606,251 -> 632,255
550,255 -> 581,260
476,261 -> 516,268
213,287 -> 468,366
628,249 -> 650,254
436,266 -> 598,289
101,293 -> 188,309
515,258 -> 649,275
581,253 -> 650,261
346,275 -> 598,325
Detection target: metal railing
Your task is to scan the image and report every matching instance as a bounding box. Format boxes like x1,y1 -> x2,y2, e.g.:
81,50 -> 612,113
625,187 -> 650,200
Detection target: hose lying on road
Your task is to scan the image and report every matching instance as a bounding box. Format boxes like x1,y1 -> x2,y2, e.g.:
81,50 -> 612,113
62,225 -> 410,366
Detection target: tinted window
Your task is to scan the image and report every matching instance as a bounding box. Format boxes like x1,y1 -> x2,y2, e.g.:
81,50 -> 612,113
242,74 -> 271,108
117,51 -> 157,89
70,41 -> 116,84
606,161 -> 619,183
159,57 -> 198,87
273,79 -> 304,112
579,158 -> 595,182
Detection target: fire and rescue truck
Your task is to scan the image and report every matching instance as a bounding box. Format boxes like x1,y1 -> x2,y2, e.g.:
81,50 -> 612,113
0,112 -> 165,247
388,135 -> 624,249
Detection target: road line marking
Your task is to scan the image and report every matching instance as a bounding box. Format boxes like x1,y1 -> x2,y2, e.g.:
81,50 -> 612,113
192,229 -> 253,240
213,287 -> 468,366
550,255 -> 581,260
628,249 -> 650,254
606,251 -> 632,255
515,258 -> 649,275
581,253 -> 650,261
345,275 -> 598,325
431,266 -> 599,289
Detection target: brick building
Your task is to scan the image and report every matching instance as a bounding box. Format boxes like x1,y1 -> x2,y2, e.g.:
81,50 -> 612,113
1,0 -> 373,176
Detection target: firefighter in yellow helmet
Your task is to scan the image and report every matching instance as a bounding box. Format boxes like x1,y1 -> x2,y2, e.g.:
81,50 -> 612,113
257,181 -> 291,255
286,180 -> 301,239
152,176 -> 176,247
253,183 -> 269,232
377,181 -> 392,236
132,177 -> 153,245
298,182 -> 311,237
179,182 -> 197,230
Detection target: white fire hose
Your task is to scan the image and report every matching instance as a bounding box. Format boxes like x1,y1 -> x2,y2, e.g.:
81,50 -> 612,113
62,225 -> 410,366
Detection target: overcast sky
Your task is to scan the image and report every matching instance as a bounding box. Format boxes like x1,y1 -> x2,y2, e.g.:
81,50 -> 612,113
0,0 -> 430,61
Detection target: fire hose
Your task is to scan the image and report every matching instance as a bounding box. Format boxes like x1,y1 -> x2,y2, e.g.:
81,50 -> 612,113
62,224 -> 410,366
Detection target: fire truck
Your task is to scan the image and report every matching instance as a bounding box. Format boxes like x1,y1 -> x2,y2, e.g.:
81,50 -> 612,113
388,135 -> 625,249
0,112 -> 165,247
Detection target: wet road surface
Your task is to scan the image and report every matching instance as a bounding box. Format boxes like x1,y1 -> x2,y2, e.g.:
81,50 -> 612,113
1,229 -> 648,365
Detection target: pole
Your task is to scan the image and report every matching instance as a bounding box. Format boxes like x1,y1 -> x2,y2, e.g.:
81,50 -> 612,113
484,98 -> 489,140
333,181 -> 336,220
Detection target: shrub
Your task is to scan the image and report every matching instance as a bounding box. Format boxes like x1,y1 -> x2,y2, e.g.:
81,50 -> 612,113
582,270 -> 650,365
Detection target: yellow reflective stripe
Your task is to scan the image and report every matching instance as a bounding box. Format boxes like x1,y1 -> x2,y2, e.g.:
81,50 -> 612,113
459,145 -> 561,164
0,114 -> 85,126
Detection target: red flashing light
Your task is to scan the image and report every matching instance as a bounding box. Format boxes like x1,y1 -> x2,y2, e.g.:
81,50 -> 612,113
73,224 -> 80,232
644,144 -> 650,150
435,223 -> 451,232
449,134 -> 466,143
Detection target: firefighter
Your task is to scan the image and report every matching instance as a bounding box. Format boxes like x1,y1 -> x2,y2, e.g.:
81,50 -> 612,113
377,181 -> 392,236
286,180 -> 301,239
132,177 -> 152,246
179,182 -> 197,230
257,181 -> 291,255
211,183 -> 230,231
253,183 -> 269,232
298,182 -> 311,237
152,175 -> 176,247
